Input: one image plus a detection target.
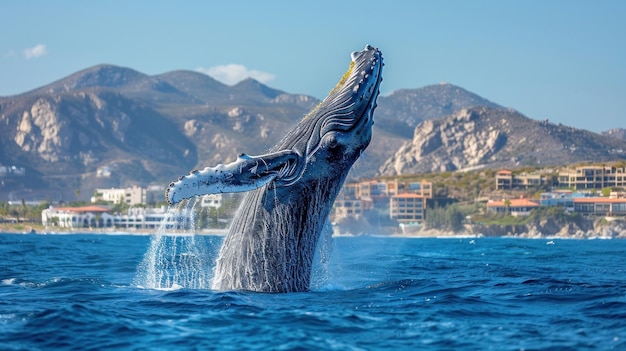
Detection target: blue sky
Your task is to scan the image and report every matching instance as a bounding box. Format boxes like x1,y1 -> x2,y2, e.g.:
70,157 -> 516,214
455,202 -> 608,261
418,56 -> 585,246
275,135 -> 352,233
1,0 -> 625,132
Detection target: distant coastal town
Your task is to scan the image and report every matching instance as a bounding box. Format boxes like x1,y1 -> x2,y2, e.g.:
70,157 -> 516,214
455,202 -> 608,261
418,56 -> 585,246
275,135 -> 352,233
2,162 -> 626,238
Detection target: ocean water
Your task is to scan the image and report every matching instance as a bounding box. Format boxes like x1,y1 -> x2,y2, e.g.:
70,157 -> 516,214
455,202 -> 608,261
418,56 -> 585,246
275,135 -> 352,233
0,233 -> 624,350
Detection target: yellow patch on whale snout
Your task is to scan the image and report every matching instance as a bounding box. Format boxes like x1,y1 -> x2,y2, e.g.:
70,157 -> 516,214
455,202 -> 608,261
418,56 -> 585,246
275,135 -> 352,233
302,61 -> 355,121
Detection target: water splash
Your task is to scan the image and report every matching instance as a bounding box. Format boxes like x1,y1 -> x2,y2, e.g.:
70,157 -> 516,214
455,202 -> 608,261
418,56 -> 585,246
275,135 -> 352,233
135,194 -> 340,292
310,222 -> 344,291
134,199 -> 213,290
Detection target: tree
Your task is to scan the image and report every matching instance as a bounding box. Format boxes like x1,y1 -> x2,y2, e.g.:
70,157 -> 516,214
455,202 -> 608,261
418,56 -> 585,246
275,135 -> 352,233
19,198 -> 27,222
425,204 -> 464,232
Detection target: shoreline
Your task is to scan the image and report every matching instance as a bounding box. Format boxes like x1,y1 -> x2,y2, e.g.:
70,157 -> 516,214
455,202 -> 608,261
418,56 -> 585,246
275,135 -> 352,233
0,224 -> 228,236
1,225 -> 623,239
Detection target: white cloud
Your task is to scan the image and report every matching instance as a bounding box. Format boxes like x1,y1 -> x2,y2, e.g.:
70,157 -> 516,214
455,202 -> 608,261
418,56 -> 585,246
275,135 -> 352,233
23,44 -> 48,59
196,64 -> 276,85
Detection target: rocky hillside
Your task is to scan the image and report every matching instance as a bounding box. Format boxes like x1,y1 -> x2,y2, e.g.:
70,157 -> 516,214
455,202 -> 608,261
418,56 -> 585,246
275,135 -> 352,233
0,65 -> 319,201
602,128 -> 626,141
379,107 -> 626,175
374,83 -> 502,138
3,63 -> 622,202
1,90 -> 197,199
2,64 -> 513,201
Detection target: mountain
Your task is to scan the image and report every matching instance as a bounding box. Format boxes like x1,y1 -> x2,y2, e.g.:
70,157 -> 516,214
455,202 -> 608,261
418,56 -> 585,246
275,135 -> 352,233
25,65 -> 149,95
602,128 -> 626,141
6,66 -> 503,202
0,65 -> 319,201
379,107 -> 626,175
3,63 -> 620,202
0,90 -> 197,200
374,83 -> 502,138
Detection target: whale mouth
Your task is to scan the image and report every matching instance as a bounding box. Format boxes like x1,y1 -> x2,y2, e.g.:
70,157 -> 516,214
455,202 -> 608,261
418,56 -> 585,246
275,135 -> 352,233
348,46 -> 383,133
314,45 -> 383,137
297,45 -> 383,164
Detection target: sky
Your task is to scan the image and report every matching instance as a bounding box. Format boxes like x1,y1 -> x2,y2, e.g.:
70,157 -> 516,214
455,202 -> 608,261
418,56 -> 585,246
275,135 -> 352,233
1,0 -> 625,132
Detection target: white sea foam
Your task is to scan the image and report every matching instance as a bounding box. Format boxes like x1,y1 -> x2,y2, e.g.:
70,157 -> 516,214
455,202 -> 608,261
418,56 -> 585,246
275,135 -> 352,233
134,199 -> 214,290
1,278 -> 16,285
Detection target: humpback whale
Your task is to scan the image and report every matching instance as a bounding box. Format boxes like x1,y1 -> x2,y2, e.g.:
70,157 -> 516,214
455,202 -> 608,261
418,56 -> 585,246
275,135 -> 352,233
166,45 -> 383,292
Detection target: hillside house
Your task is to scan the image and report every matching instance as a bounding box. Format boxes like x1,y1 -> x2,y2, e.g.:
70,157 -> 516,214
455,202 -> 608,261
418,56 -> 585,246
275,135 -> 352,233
334,179 -> 432,224
486,198 -> 540,216
539,191 -> 594,212
557,165 -> 626,189
573,197 -> 626,216
495,170 -> 549,190
92,185 -> 146,206
389,193 -> 427,224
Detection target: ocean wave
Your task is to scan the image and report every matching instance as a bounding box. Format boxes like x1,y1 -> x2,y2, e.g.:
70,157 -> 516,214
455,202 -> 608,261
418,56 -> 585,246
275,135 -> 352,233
1,234 -> 625,350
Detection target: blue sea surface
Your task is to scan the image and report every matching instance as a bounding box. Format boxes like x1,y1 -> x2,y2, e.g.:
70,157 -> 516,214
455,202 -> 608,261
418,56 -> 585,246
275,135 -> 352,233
1,233 -> 625,350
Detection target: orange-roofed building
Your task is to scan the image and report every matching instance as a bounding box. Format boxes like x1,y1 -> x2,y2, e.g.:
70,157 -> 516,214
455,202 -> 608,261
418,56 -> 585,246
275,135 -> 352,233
41,205 -> 115,228
486,198 -> 540,216
52,205 -> 111,213
573,197 -> 626,216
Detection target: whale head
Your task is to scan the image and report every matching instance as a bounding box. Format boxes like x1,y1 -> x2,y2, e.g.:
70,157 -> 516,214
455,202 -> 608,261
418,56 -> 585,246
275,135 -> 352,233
274,44 -> 384,185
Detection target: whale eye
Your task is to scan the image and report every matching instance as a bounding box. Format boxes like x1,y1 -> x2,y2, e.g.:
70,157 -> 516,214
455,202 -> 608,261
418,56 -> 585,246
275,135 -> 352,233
322,132 -> 338,149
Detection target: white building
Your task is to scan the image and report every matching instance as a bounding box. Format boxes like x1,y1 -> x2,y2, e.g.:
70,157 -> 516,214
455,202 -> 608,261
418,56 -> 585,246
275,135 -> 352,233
200,194 -> 223,208
92,185 -> 146,206
117,206 -> 191,230
42,205 -> 115,228
42,205 -> 192,230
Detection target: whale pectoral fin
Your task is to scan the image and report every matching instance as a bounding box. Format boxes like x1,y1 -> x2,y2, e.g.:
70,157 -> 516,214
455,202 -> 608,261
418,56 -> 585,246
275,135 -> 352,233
165,150 -> 302,205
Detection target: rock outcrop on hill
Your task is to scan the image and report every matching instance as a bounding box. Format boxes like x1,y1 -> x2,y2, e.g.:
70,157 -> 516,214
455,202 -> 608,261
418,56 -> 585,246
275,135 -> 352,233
379,107 -> 626,175
374,83 -> 501,138
602,128 -> 626,141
